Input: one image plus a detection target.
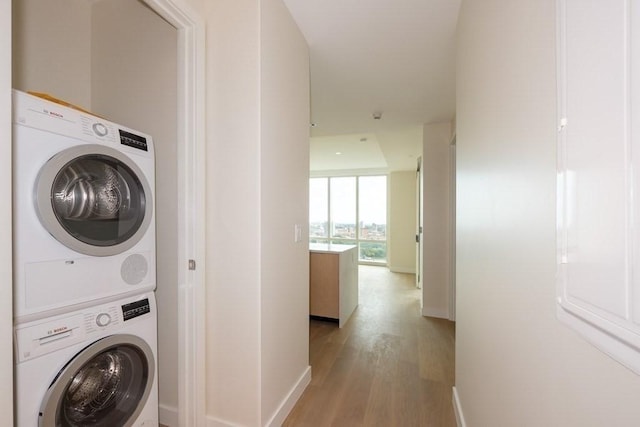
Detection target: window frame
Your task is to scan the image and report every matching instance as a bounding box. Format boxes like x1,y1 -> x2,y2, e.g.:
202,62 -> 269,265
309,173 -> 388,264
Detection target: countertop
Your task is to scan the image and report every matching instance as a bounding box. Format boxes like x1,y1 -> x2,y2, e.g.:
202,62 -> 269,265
309,243 -> 357,254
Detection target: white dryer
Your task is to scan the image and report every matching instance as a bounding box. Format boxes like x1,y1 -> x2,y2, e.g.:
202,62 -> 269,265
15,292 -> 158,427
13,90 -> 156,324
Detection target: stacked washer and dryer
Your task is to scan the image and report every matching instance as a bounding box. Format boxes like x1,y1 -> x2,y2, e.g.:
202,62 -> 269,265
12,90 -> 159,426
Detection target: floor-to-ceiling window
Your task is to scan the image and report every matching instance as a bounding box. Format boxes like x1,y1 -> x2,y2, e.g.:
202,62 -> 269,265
309,175 -> 387,264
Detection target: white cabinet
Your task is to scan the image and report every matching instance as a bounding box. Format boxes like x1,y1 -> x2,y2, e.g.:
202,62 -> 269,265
557,0 -> 640,373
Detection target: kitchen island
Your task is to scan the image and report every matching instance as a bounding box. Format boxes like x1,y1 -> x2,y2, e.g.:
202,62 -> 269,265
309,243 -> 358,327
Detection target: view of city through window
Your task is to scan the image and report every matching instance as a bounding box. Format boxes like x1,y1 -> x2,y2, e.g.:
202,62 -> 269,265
310,175 -> 387,263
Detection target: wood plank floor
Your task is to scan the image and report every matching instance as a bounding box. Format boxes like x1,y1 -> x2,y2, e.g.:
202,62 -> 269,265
283,265 -> 456,427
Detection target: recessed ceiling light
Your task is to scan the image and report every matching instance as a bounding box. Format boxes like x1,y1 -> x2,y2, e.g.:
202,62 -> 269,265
335,152 -> 342,155
360,137 -> 367,142
310,123 -> 317,127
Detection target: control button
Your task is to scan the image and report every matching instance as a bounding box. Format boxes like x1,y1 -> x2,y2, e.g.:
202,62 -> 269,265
92,122 -> 109,137
96,313 -> 112,327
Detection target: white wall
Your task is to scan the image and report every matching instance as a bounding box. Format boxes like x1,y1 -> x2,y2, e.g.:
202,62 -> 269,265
260,0 -> 310,424
1,0 -> 12,424
202,0 -> 310,425
12,0 -> 91,108
203,0 -> 261,423
90,0 -> 179,422
388,171 -> 416,273
422,121 -> 452,318
455,0 -> 640,425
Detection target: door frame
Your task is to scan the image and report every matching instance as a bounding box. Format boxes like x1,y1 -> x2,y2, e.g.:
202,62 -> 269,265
416,157 -> 423,290
1,0 -> 13,424
449,136 -> 456,321
142,1 -> 206,425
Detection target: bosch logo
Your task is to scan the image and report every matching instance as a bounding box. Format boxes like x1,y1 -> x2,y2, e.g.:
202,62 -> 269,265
43,109 -> 64,119
48,326 -> 68,335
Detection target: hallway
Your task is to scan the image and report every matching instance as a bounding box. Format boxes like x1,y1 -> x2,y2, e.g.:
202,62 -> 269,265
284,265 -> 456,426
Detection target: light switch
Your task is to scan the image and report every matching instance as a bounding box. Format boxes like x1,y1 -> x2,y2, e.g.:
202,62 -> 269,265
294,224 -> 302,243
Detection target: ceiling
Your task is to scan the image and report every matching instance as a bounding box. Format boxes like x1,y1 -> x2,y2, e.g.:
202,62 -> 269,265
282,0 -> 461,173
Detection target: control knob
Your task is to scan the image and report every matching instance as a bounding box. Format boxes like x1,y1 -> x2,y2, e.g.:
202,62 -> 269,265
92,122 -> 108,137
96,313 -> 112,327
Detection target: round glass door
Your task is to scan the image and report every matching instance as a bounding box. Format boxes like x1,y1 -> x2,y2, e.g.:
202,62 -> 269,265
39,334 -> 155,427
35,145 -> 153,257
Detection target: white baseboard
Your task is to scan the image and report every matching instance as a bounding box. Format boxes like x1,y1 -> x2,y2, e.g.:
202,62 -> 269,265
422,306 -> 449,319
452,386 -> 467,427
388,266 -> 416,274
206,415 -> 241,427
266,366 -> 312,427
205,366 -> 312,427
159,403 -> 179,427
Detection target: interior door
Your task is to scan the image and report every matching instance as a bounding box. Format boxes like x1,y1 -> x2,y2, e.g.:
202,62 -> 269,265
0,0 -> 12,423
416,157 -> 423,290
449,138 -> 456,321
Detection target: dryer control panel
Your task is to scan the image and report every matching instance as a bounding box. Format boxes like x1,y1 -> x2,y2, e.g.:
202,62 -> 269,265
12,90 -> 154,157
119,129 -> 148,151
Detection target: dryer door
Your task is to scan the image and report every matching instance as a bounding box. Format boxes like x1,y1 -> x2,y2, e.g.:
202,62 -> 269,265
35,144 -> 153,257
39,334 -> 155,427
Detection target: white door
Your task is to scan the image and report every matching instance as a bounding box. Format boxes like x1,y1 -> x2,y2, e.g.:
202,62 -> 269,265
0,0 -> 13,423
449,138 -> 456,321
416,157 -> 423,290
556,0 -> 640,374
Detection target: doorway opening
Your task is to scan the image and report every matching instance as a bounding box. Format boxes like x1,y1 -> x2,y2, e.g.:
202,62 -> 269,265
11,0 -> 205,424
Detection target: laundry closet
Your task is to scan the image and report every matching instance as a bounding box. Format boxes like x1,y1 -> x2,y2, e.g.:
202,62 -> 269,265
12,0 -> 180,423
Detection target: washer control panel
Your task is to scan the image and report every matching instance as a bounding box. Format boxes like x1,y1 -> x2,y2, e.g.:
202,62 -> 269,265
122,298 -> 151,321
14,294 -> 154,363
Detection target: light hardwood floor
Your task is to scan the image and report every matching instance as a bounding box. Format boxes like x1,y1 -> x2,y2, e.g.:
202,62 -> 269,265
283,265 -> 456,427
161,266 -> 455,427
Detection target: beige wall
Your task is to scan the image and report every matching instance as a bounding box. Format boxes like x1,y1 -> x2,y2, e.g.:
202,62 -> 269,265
455,0 -> 640,425
202,0 -> 310,425
1,0 -> 12,423
90,0 -> 179,421
388,171 -> 417,273
260,0 -> 310,423
203,0 -> 262,424
12,0 -> 91,108
422,121 -> 452,318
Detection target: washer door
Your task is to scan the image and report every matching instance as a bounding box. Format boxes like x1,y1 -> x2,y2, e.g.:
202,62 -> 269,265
39,334 -> 155,427
35,144 -> 153,257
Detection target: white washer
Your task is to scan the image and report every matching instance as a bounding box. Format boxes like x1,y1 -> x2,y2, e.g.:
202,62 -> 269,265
15,292 -> 158,427
13,90 -> 156,324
